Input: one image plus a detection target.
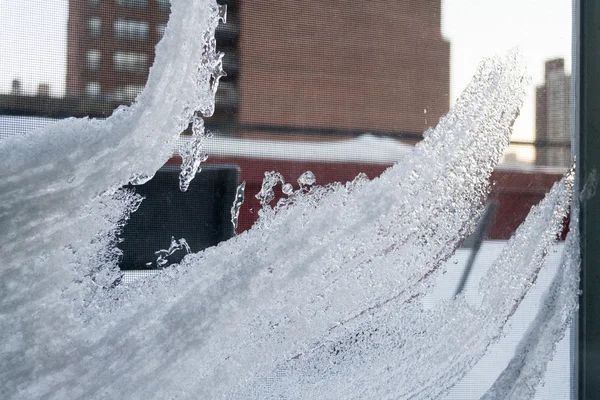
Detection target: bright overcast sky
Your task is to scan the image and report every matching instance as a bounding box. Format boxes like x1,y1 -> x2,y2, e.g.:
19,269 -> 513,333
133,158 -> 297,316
0,0 -> 573,144
443,0 -> 573,144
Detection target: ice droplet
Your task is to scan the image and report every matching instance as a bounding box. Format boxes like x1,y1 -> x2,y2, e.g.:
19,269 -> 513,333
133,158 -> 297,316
255,171 -> 284,206
231,181 -> 246,232
154,236 -> 191,268
282,183 -> 294,195
179,115 -> 209,192
422,127 -> 434,139
196,7 -> 228,118
297,171 -> 316,187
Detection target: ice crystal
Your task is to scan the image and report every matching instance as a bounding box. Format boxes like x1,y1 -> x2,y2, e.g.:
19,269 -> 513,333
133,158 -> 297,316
231,180 -> 246,232
255,171 -> 285,207
154,236 -> 192,268
298,170 -> 316,187
282,183 -> 294,195
178,115 -> 210,192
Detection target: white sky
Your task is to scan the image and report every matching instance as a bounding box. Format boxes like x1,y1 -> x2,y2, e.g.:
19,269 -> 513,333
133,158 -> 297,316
0,0 -> 573,146
442,0 -> 573,145
0,0 -> 69,98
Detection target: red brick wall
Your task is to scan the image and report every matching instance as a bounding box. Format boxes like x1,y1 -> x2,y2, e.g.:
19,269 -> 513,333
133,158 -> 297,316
239,0 -> 450,135
66,0 -> 168,97
66,0 -> 85,96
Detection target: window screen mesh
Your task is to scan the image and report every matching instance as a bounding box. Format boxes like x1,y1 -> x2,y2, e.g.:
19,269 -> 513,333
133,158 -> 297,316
0,0 -> 575,398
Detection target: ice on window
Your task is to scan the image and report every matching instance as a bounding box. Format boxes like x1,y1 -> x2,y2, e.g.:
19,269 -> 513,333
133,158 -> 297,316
0,1 -> 578,398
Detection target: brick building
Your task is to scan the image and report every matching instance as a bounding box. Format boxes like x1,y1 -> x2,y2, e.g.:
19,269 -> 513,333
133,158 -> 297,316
66,0 -> 239,121
67,0 -> 171,101
65,0 -> 449,137
239,0 -> 450,137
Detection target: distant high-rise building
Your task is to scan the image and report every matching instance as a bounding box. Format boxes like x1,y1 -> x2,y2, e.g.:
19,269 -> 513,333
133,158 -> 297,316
37,84 -> 51,97
11,80 -> 22,96
535,58 -> 572,168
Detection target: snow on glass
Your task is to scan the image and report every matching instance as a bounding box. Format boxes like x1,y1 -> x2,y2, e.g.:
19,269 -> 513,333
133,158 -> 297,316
256,171 -> 285,206
256,170 -> 317,209
0,1 -> 578,399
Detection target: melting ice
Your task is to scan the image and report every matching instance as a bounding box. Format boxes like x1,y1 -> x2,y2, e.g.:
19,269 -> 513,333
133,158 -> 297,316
297,170 -> 316,187
153,237 -> 192,268
178,115 -> 211,192
231,180 -> 246,231
255,171 -> 285,206
0,1 -> 578,399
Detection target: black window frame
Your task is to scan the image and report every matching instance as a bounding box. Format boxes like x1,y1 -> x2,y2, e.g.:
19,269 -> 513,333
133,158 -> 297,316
578,0 -> 600,398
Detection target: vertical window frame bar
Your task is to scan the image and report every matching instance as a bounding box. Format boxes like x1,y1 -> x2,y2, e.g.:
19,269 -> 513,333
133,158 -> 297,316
578,0 -> 600,398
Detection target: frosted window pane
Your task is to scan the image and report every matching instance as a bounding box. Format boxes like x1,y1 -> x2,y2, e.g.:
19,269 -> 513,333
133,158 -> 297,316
0,0 -> 576,398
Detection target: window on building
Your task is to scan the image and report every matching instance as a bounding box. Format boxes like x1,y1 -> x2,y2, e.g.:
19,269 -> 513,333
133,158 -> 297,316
222,52 -> 238,77
215,81 -> 238,108
115,0 -> 147,7
113,84 -> 144,103
89,0 -> 100,4
156,0 -> 170,11
86,50 -> 101,70
85,82 -> 101,98
88,17 -> 101,37
114,19 -> 149,40
156,23 -> 166,39
113,51 -> 148,72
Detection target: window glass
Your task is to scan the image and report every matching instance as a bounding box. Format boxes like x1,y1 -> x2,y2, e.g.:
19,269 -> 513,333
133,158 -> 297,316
214,80 -> 238,108
86,49 -> 101,69
156,0 -> 170,11
114,18 -> 149,40
115,0 -> 147,8
88,17 -> 101,36
0,1 -> 577,398
85,81 -> 100,97
113,51 -> 148,72
113,83 -> 144,102
156,23 -> 166,39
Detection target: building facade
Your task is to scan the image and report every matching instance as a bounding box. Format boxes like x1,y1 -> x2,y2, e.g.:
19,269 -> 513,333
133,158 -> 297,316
65,0 -> 449,137
66,0 -> 171,101
238,0 -> 450,137
66,0 -> 239,121
535,58 -> 572,168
